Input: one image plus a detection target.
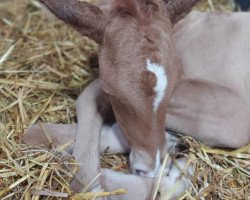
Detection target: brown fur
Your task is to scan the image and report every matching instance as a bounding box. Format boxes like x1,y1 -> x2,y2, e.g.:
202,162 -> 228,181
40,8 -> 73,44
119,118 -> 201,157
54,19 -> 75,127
39,0 -> 107,43
140,70 -> 157,97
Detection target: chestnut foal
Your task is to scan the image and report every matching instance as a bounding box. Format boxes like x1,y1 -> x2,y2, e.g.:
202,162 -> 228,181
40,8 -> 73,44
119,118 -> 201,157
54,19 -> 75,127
23,0 -> 250,199
34,0 -> 201,186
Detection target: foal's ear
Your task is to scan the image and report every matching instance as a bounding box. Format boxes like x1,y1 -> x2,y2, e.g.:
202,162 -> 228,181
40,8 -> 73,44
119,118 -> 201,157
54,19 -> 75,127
39,0 -> 107,44
164,0 -> 202,24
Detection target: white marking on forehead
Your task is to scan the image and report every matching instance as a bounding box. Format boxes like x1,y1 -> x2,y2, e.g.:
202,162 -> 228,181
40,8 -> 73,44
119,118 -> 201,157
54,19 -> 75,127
146,58 -> 168,112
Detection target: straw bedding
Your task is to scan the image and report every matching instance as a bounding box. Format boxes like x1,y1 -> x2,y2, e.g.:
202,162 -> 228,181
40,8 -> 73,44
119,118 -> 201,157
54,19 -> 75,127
0,0 -> 249,199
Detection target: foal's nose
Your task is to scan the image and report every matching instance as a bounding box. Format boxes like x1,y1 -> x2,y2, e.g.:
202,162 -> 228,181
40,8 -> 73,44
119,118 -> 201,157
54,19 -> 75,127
135,169 -> 149,176
131,163 -> 160,177
129,149 -> 161,178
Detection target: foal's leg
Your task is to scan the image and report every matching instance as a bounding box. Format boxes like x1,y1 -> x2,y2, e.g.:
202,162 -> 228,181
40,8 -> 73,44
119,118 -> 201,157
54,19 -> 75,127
101,169 -> 153,200
24,123 -> 179,156
23,123 -> 76,153
100,123 -> 130,153
23,80 -> 112,193
71,79 -> 112,192
23,123 -> 130,154
101,157 -> 194,200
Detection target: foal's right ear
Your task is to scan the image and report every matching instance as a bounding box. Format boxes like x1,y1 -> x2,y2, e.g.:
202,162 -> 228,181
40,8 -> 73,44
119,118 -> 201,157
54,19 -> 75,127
39,0 -> 108,44
164,0 -> 202,24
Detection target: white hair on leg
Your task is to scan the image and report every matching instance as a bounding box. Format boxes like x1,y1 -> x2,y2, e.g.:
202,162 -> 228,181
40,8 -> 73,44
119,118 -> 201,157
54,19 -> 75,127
146,58 -> 168,112
159,157 -> 195,200
165,131 -> 181,154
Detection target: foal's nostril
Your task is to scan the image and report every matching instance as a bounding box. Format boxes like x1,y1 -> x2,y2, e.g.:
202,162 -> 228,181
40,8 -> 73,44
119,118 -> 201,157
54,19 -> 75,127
135,169 -> 148,176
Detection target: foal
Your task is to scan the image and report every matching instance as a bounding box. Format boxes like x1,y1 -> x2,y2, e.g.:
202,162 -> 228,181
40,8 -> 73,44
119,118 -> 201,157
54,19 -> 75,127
35,0 -> 202,190
24,0 -> 250,198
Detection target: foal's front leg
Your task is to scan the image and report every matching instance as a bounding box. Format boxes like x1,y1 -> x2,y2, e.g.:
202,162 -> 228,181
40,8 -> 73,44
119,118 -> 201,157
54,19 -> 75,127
23,123 -> 130,155
70,79 -> 112,192
101,157 -> 194,200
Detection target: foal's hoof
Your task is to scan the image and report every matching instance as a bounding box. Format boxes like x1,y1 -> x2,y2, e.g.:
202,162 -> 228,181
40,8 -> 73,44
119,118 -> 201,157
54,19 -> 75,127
70,176 -> 105,199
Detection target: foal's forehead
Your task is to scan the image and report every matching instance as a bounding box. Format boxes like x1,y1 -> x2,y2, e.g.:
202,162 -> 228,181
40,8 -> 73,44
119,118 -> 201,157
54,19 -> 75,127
111,0 -> 161,19
115,58 -> 168,112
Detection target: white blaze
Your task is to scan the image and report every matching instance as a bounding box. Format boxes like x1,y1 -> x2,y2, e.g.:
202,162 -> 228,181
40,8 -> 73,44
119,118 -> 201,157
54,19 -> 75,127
146,149 -> 161,178
146,58 -> 168,112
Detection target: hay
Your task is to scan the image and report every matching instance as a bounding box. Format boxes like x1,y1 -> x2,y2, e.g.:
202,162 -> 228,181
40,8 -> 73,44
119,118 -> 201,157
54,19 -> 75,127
0,0 -> 249,199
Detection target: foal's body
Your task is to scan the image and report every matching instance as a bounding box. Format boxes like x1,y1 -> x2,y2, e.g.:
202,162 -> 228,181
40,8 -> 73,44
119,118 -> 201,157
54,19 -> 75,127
23,9 -> 250,200
169,11 -> 250,148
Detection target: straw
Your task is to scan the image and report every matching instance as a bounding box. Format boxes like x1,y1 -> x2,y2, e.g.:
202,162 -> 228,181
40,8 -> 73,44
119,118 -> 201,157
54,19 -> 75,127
0,0 -> 249,199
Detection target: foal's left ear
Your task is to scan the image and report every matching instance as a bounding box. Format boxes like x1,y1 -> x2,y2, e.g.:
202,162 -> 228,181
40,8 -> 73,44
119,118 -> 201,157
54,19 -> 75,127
39,0 -> 108,44
164,0 -> 202,24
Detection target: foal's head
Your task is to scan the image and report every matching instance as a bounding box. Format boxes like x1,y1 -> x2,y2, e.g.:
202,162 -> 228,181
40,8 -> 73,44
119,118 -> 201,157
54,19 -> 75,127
39,0 -> 201,177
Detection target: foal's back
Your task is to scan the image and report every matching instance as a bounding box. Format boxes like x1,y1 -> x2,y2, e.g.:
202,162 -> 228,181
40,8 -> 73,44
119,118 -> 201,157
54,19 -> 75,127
167,11 -> 250,148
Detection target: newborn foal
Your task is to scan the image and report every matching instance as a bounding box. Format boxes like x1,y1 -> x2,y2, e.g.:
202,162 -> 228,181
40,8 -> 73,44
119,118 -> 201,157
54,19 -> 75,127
35,0 -> 201,191
24,1 -> 250,199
